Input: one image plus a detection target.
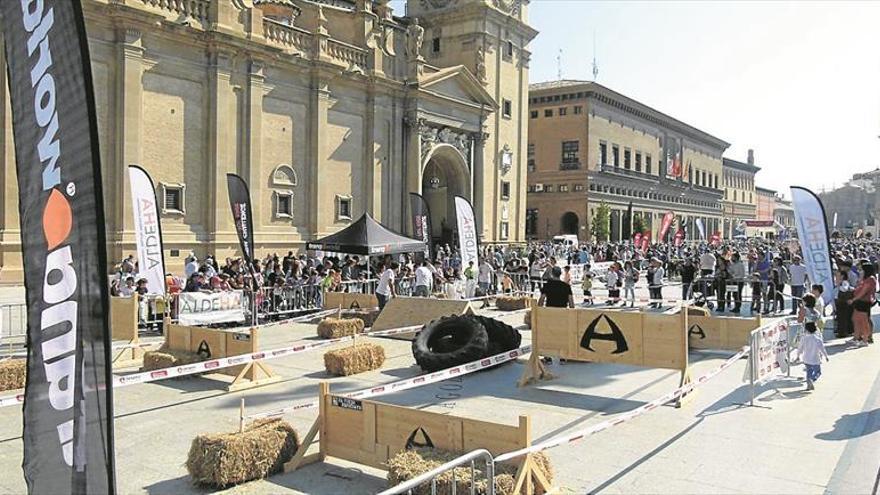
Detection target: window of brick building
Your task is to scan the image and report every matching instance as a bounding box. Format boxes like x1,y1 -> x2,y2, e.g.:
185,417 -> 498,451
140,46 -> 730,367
635,152 -> 642,172
624,148 -> 631,169
574,184 -> 585,192
559,107 -> 567,116
559,184 -> 569,192
612,145 -> 620,167
599,141 -> 607,165
574,105 -> 583,115
561,140 -> 579,168
544,108 -> 553,118
502,99 -> 512,118
646,154 -> 652,174
432,37 -> 441,53
530,110 -> 538,119
501,181 -> 511,200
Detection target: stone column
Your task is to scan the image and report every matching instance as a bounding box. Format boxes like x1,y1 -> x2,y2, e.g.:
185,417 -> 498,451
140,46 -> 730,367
115,27 -> 145,257
206,48 -> 237,250
363,88 -> 377,216
307,74 -> 332,237
0,32 -> 22,282
473,132 -> 487,240
245,60 -> 265,227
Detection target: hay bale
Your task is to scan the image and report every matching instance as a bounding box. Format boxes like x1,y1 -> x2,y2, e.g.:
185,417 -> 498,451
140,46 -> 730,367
387,447 -> 553,495
324,343 -> 386,376
317,317 -> 365,339
523,310 -> 531,329
0,359 -> 26,392
496,296 -> 530,311
141,347 -> 203,372
186,418 -> 300,488
343,309 -> 381,328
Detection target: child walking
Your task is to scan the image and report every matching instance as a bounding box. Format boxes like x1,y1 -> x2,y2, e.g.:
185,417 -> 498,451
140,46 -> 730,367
798,294 -> 829,390
581,264 -> 594,305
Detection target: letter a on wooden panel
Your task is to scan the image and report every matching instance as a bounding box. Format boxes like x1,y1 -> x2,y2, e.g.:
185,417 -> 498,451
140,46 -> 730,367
580,314 -> 629,354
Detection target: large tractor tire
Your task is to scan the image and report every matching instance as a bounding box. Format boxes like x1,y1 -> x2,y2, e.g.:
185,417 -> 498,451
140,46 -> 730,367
472,315 -> 522,356
412,315 -> 489,372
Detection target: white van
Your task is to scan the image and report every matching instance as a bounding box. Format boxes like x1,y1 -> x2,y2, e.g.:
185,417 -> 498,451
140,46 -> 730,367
552,235 -> 579,247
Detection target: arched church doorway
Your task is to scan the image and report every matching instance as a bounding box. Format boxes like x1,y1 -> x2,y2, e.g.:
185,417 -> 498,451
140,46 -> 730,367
561,212 -> 579,236
421,144 -> 470,248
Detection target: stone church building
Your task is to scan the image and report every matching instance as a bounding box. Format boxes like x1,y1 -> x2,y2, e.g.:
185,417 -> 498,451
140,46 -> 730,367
0,0 -> 536,280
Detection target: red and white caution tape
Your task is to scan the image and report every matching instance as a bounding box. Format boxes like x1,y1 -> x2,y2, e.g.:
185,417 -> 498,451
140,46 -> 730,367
0,323 -> 424,409
246,344 -> 533,420
494,346 -> 749,463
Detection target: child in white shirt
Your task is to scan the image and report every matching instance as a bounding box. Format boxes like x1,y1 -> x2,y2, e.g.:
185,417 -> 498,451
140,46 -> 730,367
798,294 -> 829,390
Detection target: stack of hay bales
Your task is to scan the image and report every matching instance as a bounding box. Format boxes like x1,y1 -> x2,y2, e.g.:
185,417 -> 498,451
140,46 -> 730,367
343,309 -> 381,329
186,419 -> 300,487
0,359 -> 26,392
496,296 -> 530,311
324,343 -> 385,376
141,347 -> 203,372
387,447 -> 553,495
317,317 -> 365,339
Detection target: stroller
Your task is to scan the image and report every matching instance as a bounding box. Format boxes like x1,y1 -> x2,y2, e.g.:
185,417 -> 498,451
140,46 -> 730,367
692,276 -> 716,311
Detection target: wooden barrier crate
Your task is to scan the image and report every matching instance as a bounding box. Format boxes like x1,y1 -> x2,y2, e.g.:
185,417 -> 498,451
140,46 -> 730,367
284,383 -> 552,494
687,314 -> 762,351
110,296 -> 145,368
323,292 -> 378,311
370,297 -> 474,340
521,302 -> 692,406
163,322 -> 280,391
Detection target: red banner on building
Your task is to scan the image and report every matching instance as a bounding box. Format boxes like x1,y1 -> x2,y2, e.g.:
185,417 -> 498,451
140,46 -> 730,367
659,211 -> 675,240
674,228 -> 685,247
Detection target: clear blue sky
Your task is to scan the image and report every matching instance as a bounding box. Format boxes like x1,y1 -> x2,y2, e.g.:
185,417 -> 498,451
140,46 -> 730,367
526,1 -> 880,197
397,0 -> 880,197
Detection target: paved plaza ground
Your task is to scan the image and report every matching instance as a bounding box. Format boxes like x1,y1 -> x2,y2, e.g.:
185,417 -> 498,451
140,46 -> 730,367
0,283 -> 878,494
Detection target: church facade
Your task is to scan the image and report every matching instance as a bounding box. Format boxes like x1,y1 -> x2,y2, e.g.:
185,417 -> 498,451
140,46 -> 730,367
0,0 -> 536,281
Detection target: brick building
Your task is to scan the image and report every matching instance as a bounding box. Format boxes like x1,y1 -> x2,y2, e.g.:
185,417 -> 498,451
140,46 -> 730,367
526,80 -> 728,242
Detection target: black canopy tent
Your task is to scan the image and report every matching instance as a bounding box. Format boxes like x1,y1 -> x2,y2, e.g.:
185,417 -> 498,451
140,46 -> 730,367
306,213 -> 426,280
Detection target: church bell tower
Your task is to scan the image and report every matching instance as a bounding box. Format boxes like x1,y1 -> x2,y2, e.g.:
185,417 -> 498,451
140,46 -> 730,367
405,0 -> 538,243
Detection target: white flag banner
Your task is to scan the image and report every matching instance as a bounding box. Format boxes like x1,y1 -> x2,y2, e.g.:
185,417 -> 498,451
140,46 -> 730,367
454,196 -> 480,275
791,186 -> 835,305
178,290 -> 246,325
128,165 -> 166,295
695,218 -> 706,241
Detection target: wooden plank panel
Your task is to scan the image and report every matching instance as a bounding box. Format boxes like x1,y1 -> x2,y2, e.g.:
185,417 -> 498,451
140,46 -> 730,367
533,307 -> 577,356
370,297 -> 472,339
110,297 -> 138,341
323,395 -> 526,470
190,327 -> 227,359
688,315 -> 759,351
166,324 -> 190,352
323,292 -> 345,310
345,293 -> 378,310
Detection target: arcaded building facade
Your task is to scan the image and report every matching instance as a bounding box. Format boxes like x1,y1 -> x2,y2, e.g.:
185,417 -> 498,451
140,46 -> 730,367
0,0 -> 536,282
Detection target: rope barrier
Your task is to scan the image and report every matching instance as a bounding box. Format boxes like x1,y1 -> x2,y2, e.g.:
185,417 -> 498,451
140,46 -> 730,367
494,346 -> 750,463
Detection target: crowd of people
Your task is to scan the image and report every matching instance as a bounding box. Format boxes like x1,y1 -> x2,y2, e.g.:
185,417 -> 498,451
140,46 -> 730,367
109,233 -> 878,347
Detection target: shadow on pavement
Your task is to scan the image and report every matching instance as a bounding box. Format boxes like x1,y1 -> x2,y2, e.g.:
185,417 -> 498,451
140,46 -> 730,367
815,408 -> 880,441
266,461 -> 386,495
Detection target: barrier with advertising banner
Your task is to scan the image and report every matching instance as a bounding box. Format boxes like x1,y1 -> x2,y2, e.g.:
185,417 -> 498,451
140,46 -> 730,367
744,318 -> 798,405
178,290 -> 246,325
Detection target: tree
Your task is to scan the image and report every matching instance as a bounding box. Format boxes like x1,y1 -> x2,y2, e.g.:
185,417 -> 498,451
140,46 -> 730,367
591,202 -> 611,242
632,214 -> 646,237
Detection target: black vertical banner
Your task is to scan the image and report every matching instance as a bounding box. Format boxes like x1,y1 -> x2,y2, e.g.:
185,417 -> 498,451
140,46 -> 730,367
623,201 -> 633,241
409,192 -> 433,262
227,174 -> 255,266
1,1 -> 116,493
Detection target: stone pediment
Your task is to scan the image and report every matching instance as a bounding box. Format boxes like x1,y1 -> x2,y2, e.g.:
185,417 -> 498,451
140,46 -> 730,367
418,65 -> 497,110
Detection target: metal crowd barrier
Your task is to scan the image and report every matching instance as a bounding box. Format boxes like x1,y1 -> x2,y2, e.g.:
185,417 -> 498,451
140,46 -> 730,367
379,448 -> 496,495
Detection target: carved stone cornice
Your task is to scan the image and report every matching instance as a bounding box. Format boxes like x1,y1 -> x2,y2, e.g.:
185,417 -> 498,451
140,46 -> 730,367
419,120 -> 471,163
